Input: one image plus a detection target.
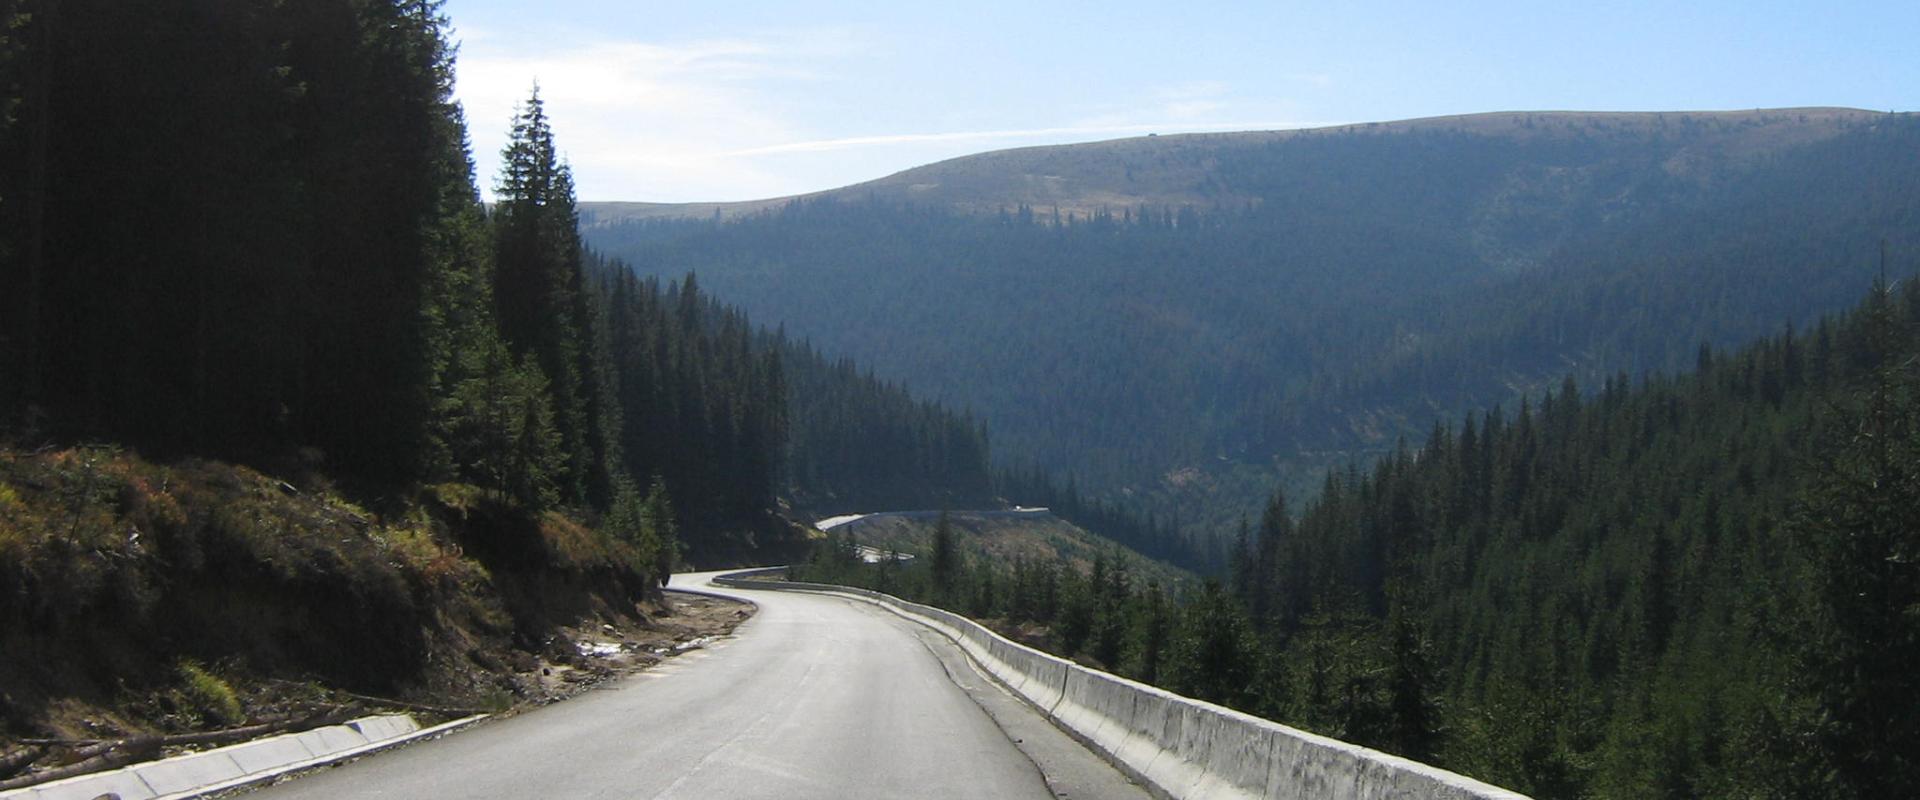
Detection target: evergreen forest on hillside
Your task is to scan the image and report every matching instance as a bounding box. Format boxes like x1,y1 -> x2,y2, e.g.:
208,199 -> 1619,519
0,0 -> 991,556
586,116 -> 1920,541
806,279 -> 1920,799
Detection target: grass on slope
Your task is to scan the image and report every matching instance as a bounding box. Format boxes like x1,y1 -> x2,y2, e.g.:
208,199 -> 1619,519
0,445 -> 668,747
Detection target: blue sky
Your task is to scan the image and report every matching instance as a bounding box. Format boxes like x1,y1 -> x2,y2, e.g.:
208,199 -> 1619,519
443,0 -> 1920,203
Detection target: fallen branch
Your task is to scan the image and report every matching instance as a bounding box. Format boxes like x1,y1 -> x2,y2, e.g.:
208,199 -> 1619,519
15,738 -> 106,747
0,746 -> 44,781
58,740 -> 120,761
261,680 -> 477,717
321,691 -> 477,718
159,705 -> 359,748
0,737 -> 156,791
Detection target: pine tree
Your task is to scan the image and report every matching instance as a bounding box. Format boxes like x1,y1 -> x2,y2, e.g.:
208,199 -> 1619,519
1121,579 -> 1171,683
1790,277 -> 1920,798
1168,580 -> 1257,710
492,86 -> 600,507
929,509 -> 960,600
642,475 -> 679,585
1385,611 -> 1443,763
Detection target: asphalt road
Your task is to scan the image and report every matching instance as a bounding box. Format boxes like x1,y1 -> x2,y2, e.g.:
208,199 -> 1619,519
245,570 -> 1147,800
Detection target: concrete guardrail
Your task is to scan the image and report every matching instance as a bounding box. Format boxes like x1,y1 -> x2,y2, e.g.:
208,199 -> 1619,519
714,568 -> 1530,800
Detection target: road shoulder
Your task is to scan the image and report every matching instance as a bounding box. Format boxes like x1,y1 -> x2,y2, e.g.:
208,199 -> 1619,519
903,620 -> 1153,800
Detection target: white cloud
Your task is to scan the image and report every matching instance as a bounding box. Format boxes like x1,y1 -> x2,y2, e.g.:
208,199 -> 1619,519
454,29 -> 850,201
454,33 -> 1336,202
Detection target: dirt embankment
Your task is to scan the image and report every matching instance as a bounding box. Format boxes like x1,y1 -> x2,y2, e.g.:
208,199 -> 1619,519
0,447 -> 752,786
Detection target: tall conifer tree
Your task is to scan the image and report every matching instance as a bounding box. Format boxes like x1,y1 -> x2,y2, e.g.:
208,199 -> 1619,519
492,88 -> 608,506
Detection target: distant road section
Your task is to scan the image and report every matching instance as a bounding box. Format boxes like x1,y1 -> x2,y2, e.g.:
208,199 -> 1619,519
815,507 -> 1050,531
245,570 -> 1122,800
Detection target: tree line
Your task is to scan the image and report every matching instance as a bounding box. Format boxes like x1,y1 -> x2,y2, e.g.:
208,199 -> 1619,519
0,0 -> 991,562
782,346 -> 993,512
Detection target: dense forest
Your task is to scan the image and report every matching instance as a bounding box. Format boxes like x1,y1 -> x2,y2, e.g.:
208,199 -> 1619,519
0,0 -> 990,560
585,114 -> 1920,539
597,264 -> 996,517
1229,276 -> 1920,799
809,278 -> 1920,799
782,344 -> 993,512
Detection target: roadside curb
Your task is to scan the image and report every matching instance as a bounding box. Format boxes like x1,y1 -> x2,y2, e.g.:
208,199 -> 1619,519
158,714 -> 490,800
1,714 -> 489,800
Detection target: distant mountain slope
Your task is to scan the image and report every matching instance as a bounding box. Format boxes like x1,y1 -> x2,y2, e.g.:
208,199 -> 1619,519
581,108 -> 1878,224
583,108 -> 1920,538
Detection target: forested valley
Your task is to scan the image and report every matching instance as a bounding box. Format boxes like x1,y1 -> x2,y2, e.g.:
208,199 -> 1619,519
585,112 -> 1920,544
805,278 -> 1920,799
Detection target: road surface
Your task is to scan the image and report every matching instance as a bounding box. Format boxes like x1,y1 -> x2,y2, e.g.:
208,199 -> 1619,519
245,570 -> 1147,799
815,508 -> 1051,531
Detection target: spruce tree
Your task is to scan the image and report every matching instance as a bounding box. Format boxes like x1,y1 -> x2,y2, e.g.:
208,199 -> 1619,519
642,475 -> 679,585
929,509 -> 960,600
1168,580 -> 1256,710
492,87 -> 600,507
1791,277 -> 1920,798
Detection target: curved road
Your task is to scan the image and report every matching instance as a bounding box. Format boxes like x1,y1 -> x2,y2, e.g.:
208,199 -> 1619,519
246,571 -> 1146,799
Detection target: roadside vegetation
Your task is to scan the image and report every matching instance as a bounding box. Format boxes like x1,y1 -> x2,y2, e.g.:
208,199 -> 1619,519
0,444 -> 720,782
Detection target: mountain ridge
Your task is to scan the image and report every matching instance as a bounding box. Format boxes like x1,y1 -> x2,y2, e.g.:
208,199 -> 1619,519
582,106 -> 1889,222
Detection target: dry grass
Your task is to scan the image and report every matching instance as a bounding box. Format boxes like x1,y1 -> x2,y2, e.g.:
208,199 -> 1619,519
377,507 -> 491,590
539,511 -> 647,575
0,445 -> 690,757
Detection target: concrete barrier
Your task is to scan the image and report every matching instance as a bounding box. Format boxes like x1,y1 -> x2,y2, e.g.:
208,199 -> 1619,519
714,569 -> 1530,800
348,715 -> 420,742
223,736 -> 322,774
4,769 -> 158,800
1,714 -> 447,800
294,725 -> 370,756
131,750 -> 248,796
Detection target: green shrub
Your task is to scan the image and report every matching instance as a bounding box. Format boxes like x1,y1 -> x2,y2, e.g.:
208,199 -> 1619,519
178,661 -> 244,726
